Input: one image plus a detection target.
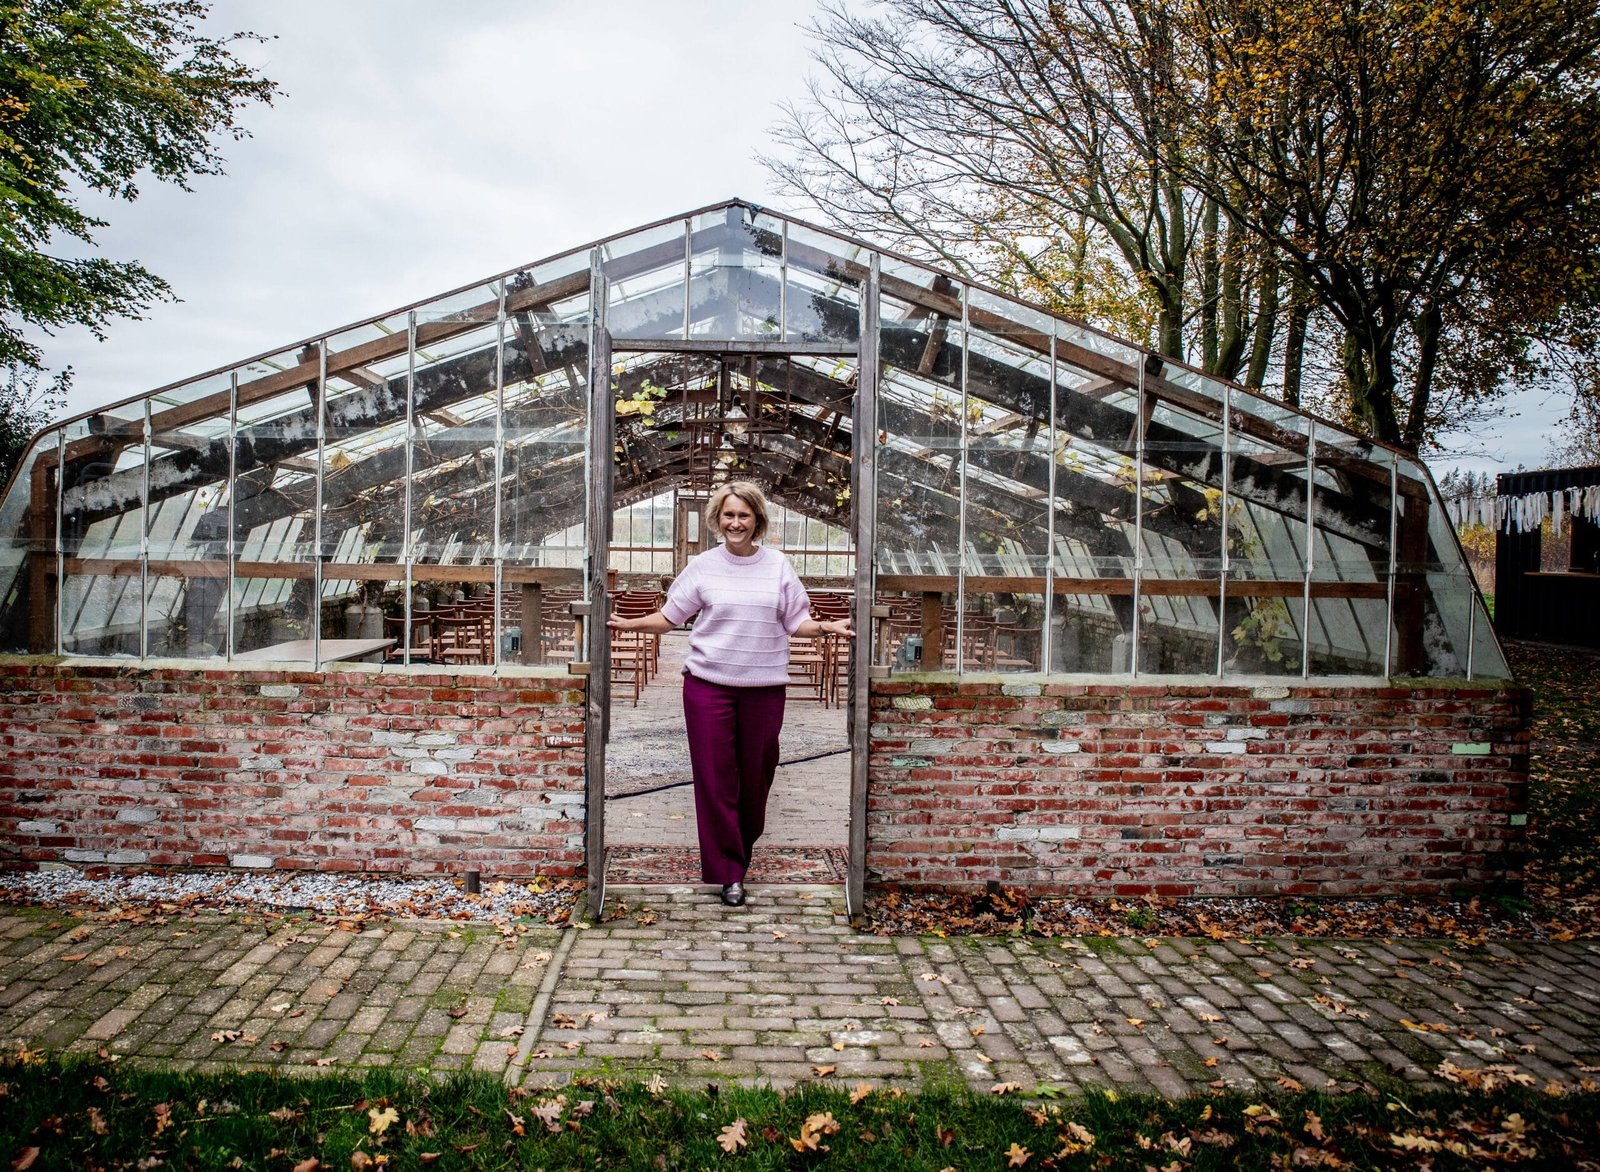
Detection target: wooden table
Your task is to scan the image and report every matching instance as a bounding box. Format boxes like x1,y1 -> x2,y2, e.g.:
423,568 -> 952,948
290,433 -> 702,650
234,638 -> 395,663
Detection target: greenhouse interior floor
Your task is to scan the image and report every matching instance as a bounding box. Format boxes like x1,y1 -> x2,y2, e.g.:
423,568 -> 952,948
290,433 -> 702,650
603,631 -> 851,853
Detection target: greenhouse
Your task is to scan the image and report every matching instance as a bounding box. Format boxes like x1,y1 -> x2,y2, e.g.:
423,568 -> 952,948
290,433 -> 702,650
0,201 -> 1526,908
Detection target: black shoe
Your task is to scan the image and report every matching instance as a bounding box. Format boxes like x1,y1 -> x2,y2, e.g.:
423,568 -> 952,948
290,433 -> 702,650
719,883 -> 745,907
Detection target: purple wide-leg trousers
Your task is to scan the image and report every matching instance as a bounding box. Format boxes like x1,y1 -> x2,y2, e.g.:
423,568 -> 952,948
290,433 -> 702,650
682,672 -> 787,884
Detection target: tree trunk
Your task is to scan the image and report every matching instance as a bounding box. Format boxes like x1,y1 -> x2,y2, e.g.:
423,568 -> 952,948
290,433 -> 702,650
1282,273 -> 1308,407
1244,262 -> 1279,390
1403,301 -> 1442,452
1342,329 -> 1403,447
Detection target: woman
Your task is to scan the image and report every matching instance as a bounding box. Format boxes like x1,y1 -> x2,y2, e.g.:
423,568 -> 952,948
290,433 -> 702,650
607,482 -> 853,906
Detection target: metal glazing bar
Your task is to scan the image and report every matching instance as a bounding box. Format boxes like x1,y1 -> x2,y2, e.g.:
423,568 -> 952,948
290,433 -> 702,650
955,283 -> 969,672
1466,579 -> 1477,679
1131,355 -> 1145,677
1385,459 -> 1398,676
403,311 -> 417,666
53,430 -> 64,655
1042,331 -> 1057,672
1301,420 -> 1315,679
846,252 -> 881,921
226,371 -> 238,659
139,398 -> 151,659
313,339 -> 327,668
682,221 -> 692,338
780,221 -> 789,346
493,280 -> 507,667
1216,384 -> 1232,676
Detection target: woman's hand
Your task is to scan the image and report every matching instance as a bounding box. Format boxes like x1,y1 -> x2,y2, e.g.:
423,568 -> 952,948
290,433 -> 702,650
802,617 -> 854,638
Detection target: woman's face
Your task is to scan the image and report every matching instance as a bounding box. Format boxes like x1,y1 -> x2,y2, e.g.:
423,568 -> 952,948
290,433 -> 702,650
718,496 -> 758,553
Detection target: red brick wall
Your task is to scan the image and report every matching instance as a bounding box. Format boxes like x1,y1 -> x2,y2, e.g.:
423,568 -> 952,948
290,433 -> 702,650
867,680 -> 1532,896
0,663 -> 586,876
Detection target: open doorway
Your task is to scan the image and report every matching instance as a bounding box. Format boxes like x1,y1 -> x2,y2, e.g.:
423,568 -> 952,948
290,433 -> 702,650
602,489 -> 853,885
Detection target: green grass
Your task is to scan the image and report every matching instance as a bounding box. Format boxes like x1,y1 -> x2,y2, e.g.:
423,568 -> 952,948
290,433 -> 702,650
2,1055 -> 1596,1170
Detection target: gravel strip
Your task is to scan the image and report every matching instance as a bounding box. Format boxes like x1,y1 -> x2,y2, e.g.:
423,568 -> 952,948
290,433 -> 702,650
0,867 -> 581,924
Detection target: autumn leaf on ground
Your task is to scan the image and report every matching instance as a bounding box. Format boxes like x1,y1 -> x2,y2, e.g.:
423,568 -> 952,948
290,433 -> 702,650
790,1112 -> 840,1152
717,1118 -> 748,1153
498,1026 -> 524,1039
701,1049 -> 722,1062
290,1159 -> 320,1172
1126,1017 -> 1144,1029
1063,1121 -> 1095,1150
990,1081 -> 1023,1095
812,1064 -> 836,1077
58,953 -> 87,963
1275,1076 -> 1304,1092
850,1082 -> 874,1104
645,1074 -> 667,1097
531,1099 -> 565,1133
1005,1141 -> 1031,1166
505,1109 -> 526,1137
368,1106 -> 399,1136
153,1102 -> 173,1135
350,1153 -> 373,1171
10,1148 -> 38,1171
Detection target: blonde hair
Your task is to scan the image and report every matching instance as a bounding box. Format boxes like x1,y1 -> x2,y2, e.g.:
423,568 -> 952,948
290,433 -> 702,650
705,481 -> 770,543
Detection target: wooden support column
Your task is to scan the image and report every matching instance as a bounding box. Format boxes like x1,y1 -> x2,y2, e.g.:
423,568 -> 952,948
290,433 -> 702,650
1394,492 -> 1429,673
25,457 -> 56,654
521,583 -> 544,665
920,590 -> 944,670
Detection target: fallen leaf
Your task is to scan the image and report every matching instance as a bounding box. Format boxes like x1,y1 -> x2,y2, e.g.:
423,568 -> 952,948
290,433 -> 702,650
58,953 -> 88,963
368,1106 -> 399,1136
498,1026 -> 524,1039
1005,1141 -> 1031,1166
645,1074 -> 667,1097
1304,1110 -> 1326,1141
349,1154 -> 372,1171
717,1118 -> 748,1153
10,1149 -> 39,1171
850,1082 -> 874,1104
812,1064 -> 836,1077
990,1081 -> 1023,1095
701,1049 -> 722,1062
153,1102 -> 173,1136
291,1161 -> 319,1172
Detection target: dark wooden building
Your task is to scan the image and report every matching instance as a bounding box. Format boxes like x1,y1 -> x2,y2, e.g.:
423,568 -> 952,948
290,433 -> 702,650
1495,465 -> 1600,648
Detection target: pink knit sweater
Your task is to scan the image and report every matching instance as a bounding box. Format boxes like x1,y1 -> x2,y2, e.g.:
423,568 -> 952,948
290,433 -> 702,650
660,545 -> 812,687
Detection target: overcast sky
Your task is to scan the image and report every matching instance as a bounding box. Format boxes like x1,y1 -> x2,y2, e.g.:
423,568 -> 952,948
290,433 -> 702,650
33,0 -> 1564,479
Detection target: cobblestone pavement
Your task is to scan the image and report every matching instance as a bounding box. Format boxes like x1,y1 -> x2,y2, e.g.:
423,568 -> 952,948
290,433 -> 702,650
1,889 -> 1597,1097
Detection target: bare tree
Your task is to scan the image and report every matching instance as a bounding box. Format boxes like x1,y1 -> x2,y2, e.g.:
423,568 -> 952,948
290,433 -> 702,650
763,0 -> 1280,378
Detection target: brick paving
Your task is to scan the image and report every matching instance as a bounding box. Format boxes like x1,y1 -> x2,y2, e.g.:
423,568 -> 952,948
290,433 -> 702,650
1,890 -> 1597,1097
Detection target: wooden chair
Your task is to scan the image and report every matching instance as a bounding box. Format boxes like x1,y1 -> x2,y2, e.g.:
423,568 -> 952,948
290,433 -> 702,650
433,613 -> 491,665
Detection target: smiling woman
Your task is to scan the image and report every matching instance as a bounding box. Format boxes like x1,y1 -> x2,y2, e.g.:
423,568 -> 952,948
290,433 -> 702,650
606,481 -> 854,907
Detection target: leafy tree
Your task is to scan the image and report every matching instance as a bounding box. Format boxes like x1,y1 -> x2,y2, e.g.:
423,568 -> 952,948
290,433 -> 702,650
0,0 -> 278,375
0,362 -> 64,488
1174,0 -> 1600,451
